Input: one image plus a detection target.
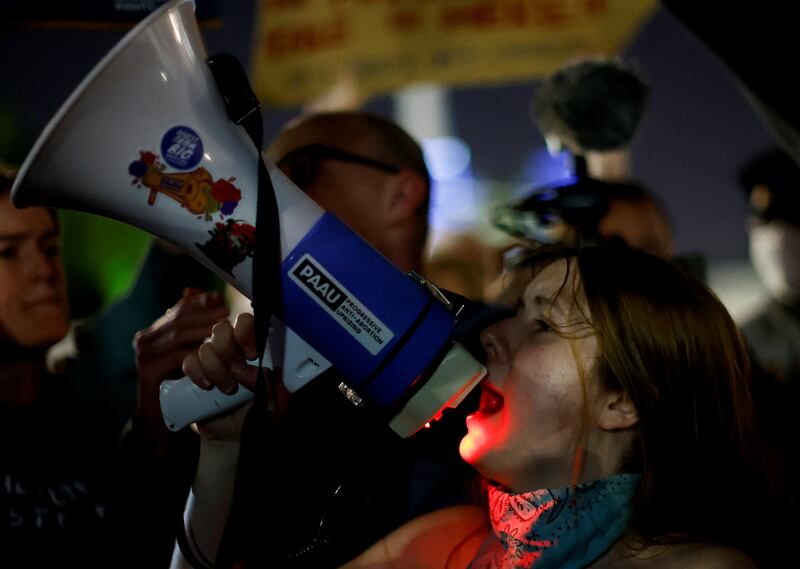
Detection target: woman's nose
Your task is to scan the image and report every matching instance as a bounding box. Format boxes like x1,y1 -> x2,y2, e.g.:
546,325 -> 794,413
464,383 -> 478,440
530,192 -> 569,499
28,248 -> 62,282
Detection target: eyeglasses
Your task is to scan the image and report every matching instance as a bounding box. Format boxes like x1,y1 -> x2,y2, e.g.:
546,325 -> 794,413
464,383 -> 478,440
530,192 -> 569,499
275,143 -> 401,189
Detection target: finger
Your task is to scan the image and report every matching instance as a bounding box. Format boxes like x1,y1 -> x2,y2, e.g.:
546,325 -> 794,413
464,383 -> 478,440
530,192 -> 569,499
143,347 -> 196,375
209,321 -> 245,364
197,340 -> 237,394
136,321 -> 213,362
178,290 -> 226,310
143,291 -> 228,341
166,314 -> 230,347
182,352 -> 211,389
233,312 -> 258,360
201,290 -> 227,309
230,359 -> 260,392
134,315 -> 173,346
134,299 -> 225,348
182,287 -> 202,298
151,323 -> 225,353
134,329 -> 171,367
170,296 -> 229,322
139,348 -> 196,385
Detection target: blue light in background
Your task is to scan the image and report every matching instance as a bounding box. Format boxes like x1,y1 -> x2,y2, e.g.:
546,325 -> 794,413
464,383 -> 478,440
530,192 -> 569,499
518,148 -> 573,199
423,135 -> 472,181
423,141 -> 577,247
422,135 -> 480,238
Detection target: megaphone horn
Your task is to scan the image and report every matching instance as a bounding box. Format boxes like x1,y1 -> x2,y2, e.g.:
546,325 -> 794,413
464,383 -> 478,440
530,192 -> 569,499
11,0 -> 486,438
12,0 -> 319,293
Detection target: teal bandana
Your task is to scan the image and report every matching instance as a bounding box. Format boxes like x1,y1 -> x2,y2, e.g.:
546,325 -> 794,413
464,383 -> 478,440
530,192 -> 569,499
468,473 -> 641,569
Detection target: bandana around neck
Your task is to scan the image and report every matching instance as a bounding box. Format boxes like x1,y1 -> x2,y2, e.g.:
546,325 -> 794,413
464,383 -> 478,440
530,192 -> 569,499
468,473 -> 641,569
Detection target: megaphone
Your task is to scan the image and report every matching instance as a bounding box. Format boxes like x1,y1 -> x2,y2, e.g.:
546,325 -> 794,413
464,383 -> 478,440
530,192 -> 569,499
11,0 -> 485,438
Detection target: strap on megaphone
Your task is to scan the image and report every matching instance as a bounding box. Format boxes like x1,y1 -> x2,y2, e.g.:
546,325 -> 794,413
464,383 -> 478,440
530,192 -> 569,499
172,52 -> 283,569
207,52 -> 285,342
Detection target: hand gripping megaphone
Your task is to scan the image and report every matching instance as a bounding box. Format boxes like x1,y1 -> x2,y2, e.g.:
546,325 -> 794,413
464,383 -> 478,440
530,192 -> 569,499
10,0 -> 486,438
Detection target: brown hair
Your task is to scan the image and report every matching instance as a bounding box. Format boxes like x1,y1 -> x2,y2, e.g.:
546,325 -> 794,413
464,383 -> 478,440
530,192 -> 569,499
1,163 -> 18,195
0,166 -> 60,230
515,244 -> 756,549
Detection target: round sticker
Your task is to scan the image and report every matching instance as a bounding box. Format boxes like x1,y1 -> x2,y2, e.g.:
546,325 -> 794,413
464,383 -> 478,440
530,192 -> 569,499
161,126 -> 204,170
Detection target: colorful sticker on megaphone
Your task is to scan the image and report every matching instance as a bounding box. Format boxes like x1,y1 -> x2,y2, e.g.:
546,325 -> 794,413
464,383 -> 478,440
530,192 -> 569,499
128,151 -> 243,221
195,219 -> 256,276
161,126 -> 203,170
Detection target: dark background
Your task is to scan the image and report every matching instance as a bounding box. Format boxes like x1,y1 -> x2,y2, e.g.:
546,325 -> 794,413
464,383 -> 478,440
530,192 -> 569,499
0,1 -> 776,315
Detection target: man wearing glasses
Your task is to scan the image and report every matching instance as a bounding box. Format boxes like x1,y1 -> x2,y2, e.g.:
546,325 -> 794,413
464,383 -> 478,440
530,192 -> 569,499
266,111 -> 431,273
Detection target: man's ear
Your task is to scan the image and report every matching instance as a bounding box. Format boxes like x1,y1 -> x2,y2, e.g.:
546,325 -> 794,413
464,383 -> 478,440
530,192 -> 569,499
597,390 -> 639,431
386,169 -> 427,222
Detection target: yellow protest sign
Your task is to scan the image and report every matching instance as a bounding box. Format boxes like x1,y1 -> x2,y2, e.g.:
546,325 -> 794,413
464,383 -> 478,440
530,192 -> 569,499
251,0 -> 657,106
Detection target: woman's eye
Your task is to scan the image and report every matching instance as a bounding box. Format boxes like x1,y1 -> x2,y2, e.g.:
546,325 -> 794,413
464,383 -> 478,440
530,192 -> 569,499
44,243 -> 60,258
535,319 -> 553,332
0,246 -> 18,259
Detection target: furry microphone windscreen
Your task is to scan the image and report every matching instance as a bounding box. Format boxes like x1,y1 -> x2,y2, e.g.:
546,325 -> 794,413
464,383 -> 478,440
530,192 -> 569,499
532,59 -> 651,152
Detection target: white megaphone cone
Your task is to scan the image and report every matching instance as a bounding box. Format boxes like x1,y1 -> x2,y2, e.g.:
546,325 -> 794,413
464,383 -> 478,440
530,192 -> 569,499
11,0 -> 486,438
12,0 -> 320,294
11,0 -> 333,428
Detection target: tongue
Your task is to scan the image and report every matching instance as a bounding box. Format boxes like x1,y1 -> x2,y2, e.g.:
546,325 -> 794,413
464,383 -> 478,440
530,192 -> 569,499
479,386 -> 504,414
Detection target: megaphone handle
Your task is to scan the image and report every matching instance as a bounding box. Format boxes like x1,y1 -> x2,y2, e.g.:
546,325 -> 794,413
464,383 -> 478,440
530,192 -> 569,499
159,358 -> 261,432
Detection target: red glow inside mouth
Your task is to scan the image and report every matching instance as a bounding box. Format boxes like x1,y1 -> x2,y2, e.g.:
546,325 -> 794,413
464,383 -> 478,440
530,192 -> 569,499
478,382 -> 504,414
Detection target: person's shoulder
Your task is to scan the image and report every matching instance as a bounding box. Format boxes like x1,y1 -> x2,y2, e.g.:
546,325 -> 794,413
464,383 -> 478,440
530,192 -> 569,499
658,543 -> 758,569
608,541 -> 759,569
340,505 -> 486,569
401,504 -> 486,534
377,504 -> 487,563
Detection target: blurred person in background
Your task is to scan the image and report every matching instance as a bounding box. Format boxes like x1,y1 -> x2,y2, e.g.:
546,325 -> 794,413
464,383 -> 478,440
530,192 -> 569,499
738,148 -> 800,384
486,177 -> 676,302
424,57 -> 661,302
0,165 -> 113,567
493,178 -> 673,260
736,148 -> 800,567
1,162 -> 224,567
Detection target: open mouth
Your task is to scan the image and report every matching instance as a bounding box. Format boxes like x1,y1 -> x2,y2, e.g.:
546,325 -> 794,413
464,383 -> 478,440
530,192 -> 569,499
477,381 -> 504,414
